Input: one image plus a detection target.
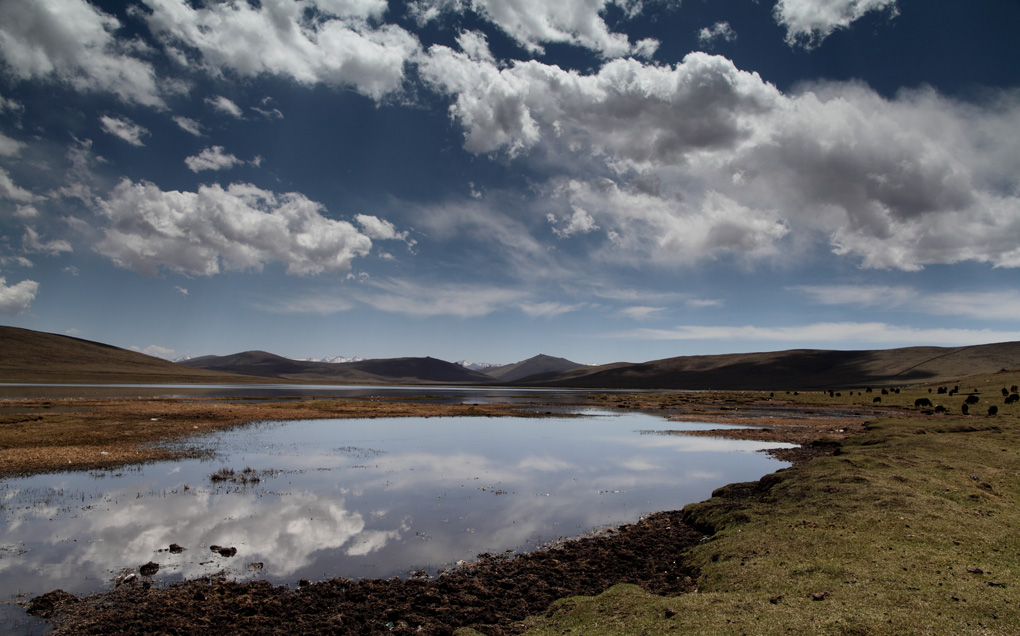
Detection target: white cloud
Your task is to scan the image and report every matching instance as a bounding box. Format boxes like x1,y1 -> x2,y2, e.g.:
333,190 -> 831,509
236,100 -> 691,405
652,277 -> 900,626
355,214 -> 408,240
94,179 -> 373,277
686,298 -> 723,308
0,0 -> 162,106
358,278 -> 528,317
561,179 -> 789,264
0,92 -> 23,113
421,49 -> 782,161
0,167 -> 38,202
141,344 -> 176,360
173,116 -> 202,136
0,131 -> 25,156
22,227 -> 72,255
413,197 -> 567,280
619,305 -> 665,320
519,301 -> 583,317
423,48 -> 1020,271
619,322 -> 1020,346
794,285 -> 1020,322
455,30 -> 495,64
0,276 -> 39,315
142,0 -> 419,100
549,205 -> 599,238
774,0 -> 898,48
412,0 -> 655,58
310,0 -> 388,19
99,115 -> 149,146
184,146 -> 244,172
255,294 -> 356,314
697,21 -> 737,47
205,96 -> 244,118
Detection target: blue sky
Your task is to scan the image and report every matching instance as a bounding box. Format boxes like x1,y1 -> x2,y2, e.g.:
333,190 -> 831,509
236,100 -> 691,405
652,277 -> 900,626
1,0 -> 1019,365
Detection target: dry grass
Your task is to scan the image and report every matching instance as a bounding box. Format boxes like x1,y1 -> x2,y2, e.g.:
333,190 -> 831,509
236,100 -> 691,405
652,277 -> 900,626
516,372 -> 1020,635
0,397 -> 542,476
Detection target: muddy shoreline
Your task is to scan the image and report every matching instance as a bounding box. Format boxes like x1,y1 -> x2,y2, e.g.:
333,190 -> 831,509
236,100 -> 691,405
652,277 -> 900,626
6,394 -> 881,635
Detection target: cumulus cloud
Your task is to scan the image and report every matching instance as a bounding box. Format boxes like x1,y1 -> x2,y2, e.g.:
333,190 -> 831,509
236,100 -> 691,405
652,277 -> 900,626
560,179 -> 790,263
355,214 -> 408,241
423,47 -> 1020,270
411,0 -> 655,58
184,146 -> 244,172
774,0 -> 899,48
548,205 -> 599,238
421,49 -> 782,160
142,0 -> 419,100
0,0 -> 162,106
697,21 -> 737,47
94,179 -> 373,277
0,276 -> 39,315
100,115 -> 149,146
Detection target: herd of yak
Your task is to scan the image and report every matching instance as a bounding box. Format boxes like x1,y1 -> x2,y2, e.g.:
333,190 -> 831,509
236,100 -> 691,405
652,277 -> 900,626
910,384 -> 1020,416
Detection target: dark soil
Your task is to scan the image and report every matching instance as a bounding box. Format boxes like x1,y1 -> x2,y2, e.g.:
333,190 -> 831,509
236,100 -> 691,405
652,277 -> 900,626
28,510 -> 702,636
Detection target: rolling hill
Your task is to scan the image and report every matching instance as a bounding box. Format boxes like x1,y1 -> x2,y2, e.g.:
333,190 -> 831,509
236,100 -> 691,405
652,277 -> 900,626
520,342 -> 1020,390
4,326 -> 1019,389
0,326 -> 258,384
178,351 -> 494,384
481,354 -> 584,383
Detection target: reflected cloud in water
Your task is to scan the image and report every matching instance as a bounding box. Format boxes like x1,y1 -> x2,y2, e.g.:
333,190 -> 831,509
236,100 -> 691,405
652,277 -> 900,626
1,411 -> 793,610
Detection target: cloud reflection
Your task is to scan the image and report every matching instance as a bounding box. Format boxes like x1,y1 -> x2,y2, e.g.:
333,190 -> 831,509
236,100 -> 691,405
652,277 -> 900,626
1,413 -> 792,601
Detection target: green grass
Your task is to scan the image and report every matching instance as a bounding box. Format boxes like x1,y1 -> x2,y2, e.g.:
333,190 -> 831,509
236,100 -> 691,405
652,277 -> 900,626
510,377 -> 1020,635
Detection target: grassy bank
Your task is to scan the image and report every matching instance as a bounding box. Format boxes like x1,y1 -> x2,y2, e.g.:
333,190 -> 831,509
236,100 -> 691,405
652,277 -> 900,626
510,377 -> 1020,635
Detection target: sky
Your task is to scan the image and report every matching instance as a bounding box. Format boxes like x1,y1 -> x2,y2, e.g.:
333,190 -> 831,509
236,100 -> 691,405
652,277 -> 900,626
1,0 -> 1019,366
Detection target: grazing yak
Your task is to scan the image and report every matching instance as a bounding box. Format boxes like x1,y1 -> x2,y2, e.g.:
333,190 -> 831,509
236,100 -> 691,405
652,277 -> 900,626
914,397 -> 933,408
965,394 -> 980,405
1006,393 -> 1020,405
988,405 -> 999,416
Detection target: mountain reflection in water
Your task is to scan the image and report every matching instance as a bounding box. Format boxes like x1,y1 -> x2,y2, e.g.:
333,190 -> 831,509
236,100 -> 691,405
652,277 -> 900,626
1,410 -> 793,626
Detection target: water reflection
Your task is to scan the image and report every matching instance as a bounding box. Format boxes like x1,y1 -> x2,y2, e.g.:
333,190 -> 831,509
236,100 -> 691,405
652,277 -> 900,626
1,411 -> 793,633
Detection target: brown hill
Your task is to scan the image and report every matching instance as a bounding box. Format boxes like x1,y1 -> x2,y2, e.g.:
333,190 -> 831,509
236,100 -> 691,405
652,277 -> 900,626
522,342 -> 1020,390
0,326 -> 260,384
483,354 -> 584,382
181,351 -> 494,385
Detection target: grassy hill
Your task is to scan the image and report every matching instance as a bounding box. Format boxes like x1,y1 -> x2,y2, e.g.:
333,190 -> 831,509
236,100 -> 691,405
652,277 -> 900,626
0,326 -> 260,384
181,351 -> 494,384
522,342 -> 1020,390
5,326 -> 1020,389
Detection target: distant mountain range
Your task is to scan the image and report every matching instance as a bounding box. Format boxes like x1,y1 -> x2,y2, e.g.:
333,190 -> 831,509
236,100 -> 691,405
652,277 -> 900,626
2,326 -> 1020,389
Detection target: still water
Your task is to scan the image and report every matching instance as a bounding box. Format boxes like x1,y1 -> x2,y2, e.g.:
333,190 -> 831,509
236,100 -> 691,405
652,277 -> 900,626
1,409 -> 793,633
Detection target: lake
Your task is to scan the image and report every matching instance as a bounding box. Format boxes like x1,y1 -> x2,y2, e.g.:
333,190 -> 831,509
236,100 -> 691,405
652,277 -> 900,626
0,405 -> 793,634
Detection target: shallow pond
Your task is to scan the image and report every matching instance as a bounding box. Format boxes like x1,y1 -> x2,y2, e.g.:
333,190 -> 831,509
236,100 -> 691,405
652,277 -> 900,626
1,409 -> 793,633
